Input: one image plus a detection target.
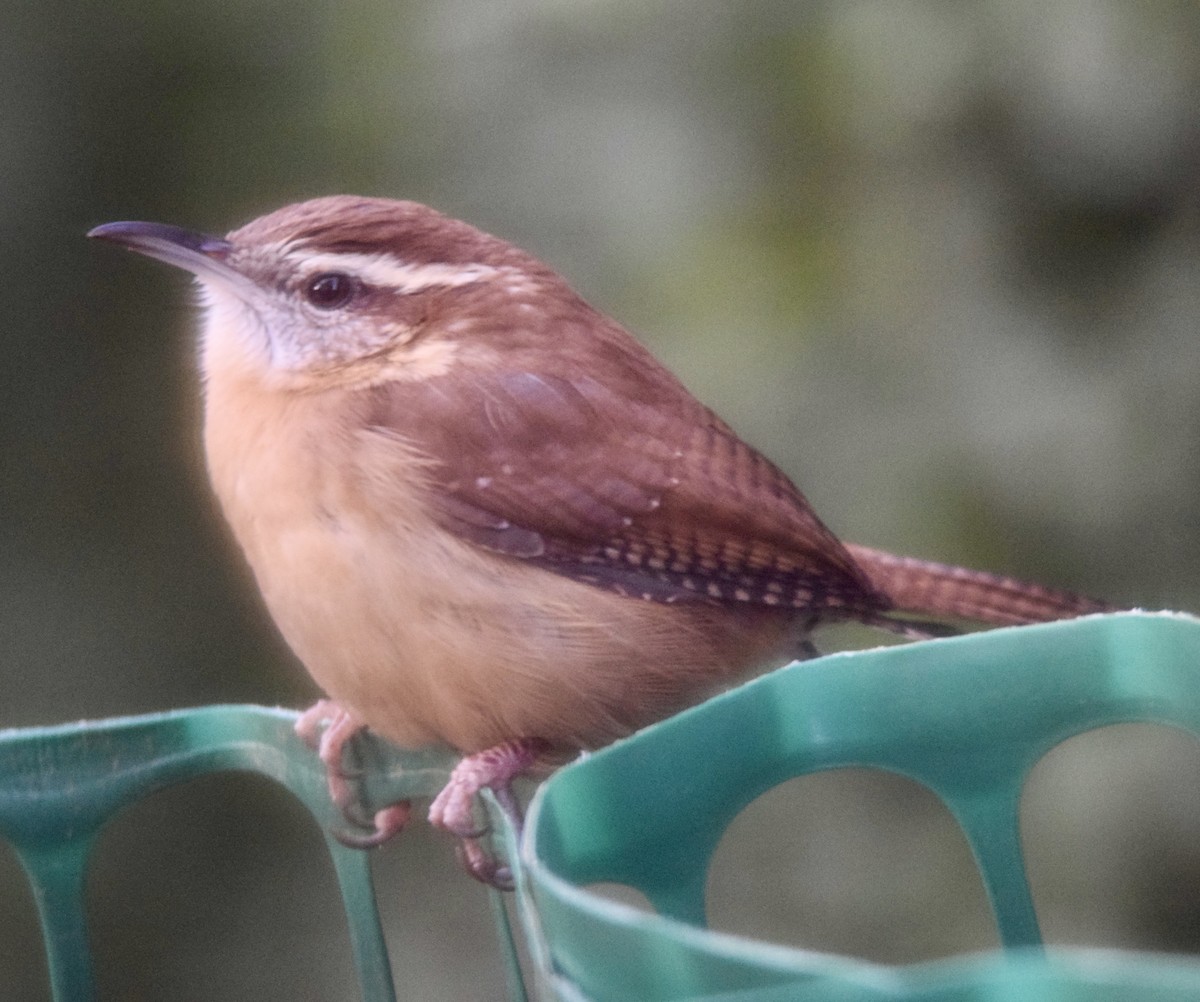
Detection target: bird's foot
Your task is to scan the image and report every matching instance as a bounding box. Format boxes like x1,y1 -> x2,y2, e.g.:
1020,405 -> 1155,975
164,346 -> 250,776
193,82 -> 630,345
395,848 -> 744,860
295,699 -> 411,848
429,737 -> 552,889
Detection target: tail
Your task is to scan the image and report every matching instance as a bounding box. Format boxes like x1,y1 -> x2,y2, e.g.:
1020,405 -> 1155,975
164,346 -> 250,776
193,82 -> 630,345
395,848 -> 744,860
845,543 -> 1115,627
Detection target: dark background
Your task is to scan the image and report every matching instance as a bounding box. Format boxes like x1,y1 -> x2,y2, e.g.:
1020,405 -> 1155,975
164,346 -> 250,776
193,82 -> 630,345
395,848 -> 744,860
3,2 -> 1200,998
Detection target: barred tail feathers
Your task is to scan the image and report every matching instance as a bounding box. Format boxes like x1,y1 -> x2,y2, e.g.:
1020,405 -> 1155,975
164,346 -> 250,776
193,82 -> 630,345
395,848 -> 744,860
844,544 -> 1114,626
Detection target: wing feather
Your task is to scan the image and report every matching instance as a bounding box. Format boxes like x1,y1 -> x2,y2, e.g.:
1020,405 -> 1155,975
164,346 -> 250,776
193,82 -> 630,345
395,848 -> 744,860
363,339 -> 885,615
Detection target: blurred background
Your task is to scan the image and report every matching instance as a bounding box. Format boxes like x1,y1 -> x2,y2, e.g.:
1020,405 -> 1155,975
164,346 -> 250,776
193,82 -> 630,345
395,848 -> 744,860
3,1 -> 1200,997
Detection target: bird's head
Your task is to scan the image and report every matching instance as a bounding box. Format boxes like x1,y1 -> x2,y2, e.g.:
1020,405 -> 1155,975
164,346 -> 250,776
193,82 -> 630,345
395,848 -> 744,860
89,196 -> 564,390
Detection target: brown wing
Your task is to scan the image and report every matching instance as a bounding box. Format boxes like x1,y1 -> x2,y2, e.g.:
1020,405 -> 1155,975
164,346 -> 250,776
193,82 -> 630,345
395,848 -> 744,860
363,343 -> 886,616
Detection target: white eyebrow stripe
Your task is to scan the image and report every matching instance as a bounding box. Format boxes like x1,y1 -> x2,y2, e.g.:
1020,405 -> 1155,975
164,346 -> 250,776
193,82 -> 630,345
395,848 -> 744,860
284,251 -> 502,293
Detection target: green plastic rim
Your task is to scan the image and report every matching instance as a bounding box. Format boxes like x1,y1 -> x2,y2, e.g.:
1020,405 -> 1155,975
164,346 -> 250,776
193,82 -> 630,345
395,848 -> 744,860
515,611 -> 1200,1001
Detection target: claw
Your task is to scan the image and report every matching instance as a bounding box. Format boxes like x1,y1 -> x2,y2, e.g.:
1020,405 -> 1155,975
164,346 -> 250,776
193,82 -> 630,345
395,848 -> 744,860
333,802 -> 412,849
295,699 -> 410,848
429,737 -> 551,887
335,796 -> 384,832
297,706 -> 551,881
457,839 -> 514,890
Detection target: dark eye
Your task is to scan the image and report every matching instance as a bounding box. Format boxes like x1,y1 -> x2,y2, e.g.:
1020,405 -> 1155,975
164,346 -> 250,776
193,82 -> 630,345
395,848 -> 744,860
304,272 -> 357,310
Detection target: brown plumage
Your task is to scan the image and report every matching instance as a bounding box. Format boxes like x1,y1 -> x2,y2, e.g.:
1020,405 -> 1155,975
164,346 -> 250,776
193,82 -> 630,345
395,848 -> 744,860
89,196 -> 1114,880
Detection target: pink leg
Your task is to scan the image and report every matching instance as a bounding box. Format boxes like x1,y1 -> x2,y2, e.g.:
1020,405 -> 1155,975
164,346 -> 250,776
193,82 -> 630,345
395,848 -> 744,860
428,738 -> 551,886
294,699 -> 411,848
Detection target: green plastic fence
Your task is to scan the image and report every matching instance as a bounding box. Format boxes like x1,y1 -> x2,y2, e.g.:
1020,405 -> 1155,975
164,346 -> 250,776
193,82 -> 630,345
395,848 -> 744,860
0,705 -> 525,1001
515,610 -> 1200,1000
4,612 -> 1200,999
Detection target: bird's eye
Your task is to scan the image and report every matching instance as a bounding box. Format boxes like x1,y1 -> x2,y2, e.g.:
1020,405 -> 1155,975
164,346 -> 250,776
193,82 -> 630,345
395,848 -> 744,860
304,272 -> 357,310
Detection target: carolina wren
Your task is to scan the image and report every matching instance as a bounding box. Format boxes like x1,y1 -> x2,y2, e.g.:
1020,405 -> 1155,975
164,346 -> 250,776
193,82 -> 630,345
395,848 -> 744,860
90,196 -> 1112,881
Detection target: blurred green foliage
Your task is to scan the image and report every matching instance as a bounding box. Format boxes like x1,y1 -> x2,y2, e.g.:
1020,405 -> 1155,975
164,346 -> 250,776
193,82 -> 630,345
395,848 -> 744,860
2,1 -> 1200,998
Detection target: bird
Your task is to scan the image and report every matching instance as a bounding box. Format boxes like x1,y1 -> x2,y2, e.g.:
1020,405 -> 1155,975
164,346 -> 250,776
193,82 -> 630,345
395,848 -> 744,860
89,196 -> 1113,883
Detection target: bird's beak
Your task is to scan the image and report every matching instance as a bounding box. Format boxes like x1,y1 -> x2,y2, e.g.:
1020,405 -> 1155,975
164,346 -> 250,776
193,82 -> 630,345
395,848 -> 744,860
88,220 -> 246,289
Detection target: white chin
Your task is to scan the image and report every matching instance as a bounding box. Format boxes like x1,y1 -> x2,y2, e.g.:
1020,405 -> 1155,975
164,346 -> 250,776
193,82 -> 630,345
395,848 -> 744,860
197,283 -> 277,381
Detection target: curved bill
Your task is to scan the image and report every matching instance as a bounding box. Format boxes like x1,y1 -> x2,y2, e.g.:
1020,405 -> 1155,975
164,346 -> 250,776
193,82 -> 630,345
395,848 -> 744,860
87,221 -> 246,288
